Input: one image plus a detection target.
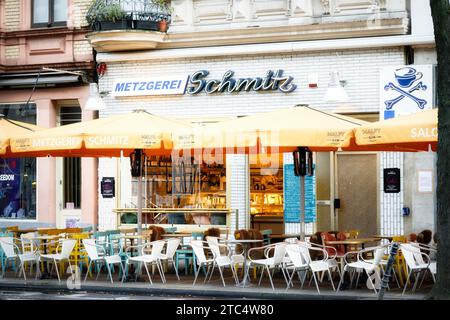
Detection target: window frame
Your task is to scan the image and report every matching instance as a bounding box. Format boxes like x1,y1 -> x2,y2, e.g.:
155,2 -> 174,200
31,0 -> 67,28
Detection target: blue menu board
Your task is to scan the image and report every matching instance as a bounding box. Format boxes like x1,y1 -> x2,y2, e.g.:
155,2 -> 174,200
283,164 -> 317,223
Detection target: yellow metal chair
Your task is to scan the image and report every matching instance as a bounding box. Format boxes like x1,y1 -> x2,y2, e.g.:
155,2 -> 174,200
68,233 -> 91,275
391,236 -> 408,287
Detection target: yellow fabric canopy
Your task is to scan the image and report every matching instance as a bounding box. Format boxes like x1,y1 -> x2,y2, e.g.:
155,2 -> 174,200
181,105 -> 368,153
348,108 -> 437,152
0,117 -> 43,156
10,110 -> 194,157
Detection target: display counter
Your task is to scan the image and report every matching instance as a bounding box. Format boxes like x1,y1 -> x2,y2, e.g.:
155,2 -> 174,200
251,214 -> 284,235
114,208 -> 233,230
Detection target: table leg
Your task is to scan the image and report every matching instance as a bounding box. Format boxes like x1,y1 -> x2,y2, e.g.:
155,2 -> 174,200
236,245 -> 252,288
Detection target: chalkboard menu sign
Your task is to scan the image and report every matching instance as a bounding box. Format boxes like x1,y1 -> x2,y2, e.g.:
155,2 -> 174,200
101,177 -> 115,198
383,168 -> 401,193
283,164 -> 317,223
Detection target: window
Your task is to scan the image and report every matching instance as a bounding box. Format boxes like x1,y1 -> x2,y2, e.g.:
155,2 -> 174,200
0,104 -> 37,220
59,106 -> 82,209
32,0 -> 68,28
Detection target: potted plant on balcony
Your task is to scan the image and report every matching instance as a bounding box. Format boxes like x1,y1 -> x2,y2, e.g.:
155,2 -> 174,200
134,12 -> 159,31
153,0 -> 172,32
86,1 -> 131,31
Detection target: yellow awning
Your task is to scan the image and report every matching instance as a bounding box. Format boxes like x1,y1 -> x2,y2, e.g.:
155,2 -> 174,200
0,117 -> 43,156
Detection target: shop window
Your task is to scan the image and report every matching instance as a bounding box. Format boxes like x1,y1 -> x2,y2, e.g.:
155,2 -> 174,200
0,104 -> 37,220
32,0 -> 67,28
59,106 -> 81,209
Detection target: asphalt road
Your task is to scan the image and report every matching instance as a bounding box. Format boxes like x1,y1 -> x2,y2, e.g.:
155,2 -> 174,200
0,289 -> 212,300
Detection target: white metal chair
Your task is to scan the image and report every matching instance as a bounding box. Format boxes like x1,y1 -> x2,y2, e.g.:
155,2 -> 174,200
247,243 -> 287,290
284,243 -> 310,290
122,240 -> 166,284
337,245 -> 387,294
39,238 -> 77,283
297,242 -> 336,293
205,237 -> 239,286
190,240 -> 216,287
0,236 -> 40,281
82,239 -> 124,283
400,243 -> 433,295
158,238 -> 181,281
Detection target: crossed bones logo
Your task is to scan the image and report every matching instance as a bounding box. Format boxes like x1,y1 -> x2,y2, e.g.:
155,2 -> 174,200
384,68 -> 428,110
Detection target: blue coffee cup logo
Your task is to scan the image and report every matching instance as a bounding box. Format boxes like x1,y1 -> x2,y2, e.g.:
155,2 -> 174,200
394,67 -> 423,88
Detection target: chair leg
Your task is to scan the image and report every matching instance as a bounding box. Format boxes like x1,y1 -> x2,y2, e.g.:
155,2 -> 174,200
106,263 -> 113,284
402,270 -> 412,295
143,263 -> 153,285
54,260 -> 61,283
328,270 -> 335,291
84,260 -> 92,282
193,263 -> 202,287
312,272 -> 321,294
170,259 -> 180,280
218,266 -> 226,287
337,269 -> 346,292
286,269 -> 295,290
266,266 -> 275,290
258,265 -> 265,286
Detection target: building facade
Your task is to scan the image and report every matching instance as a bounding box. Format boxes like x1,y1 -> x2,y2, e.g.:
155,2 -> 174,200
0,0 -> 98,229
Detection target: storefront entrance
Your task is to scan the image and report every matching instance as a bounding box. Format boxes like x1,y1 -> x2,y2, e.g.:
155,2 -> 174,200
336,153 -> 378,237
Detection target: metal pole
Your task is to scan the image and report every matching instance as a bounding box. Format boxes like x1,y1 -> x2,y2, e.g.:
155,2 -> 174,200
300,175 -> 305,240
137,175 -> 143,238
378,242 -> 399,300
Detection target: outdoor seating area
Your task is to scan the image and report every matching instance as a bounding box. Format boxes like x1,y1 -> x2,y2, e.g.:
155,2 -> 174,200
0,226 -> 438,296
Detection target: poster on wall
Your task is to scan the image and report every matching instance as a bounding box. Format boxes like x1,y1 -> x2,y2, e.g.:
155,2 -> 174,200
380,65 -> 435,120
383,168 -> 401,193
0,158 -> 22,219
283,164 -> 316,223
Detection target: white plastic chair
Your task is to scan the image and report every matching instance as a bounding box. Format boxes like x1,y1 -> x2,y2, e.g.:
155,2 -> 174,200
123,240 -> 166,284
297,242 -> 336,293
284,243 -> 310,290
0,236 -> 40,281
400,243 -> 433,295
82,239 -> 124,283
190,240 -> 215,287
158,238 -> 181,280
337,245 -> 387,294
247,243 -> 287,290
205,237 -> 239,286
39,238 -> 77,283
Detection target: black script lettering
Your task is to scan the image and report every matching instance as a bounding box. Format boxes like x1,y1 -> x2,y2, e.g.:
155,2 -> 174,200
188,70 -> 209,94
218,70 -> 237,93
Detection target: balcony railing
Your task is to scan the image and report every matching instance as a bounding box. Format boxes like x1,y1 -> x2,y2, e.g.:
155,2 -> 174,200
86,0 -> 172,32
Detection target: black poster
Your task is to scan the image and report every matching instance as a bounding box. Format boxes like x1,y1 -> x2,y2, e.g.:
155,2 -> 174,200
101,177 -> 115,198
384,168 -> 401,193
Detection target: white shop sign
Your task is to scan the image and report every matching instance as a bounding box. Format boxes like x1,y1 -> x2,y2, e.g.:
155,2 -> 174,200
380,65 -> 435,120
112,75 -> 189,97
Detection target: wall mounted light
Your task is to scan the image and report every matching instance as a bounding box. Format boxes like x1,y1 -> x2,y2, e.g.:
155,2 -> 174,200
323,71 -> 349,103
84,83 -> 107,111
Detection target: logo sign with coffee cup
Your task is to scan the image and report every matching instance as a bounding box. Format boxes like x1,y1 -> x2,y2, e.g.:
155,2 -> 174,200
380,65 -> 435,120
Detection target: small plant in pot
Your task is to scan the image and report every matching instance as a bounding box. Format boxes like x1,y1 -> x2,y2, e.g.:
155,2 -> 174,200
153,0 -> 172,32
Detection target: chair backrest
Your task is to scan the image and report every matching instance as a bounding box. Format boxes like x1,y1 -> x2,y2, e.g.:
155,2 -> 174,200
286,244 -> 307,268
0,237 -> 17,258
82,239 -> 100,260
206,236 -> 220,257
191,240 -> 208,264
165,238 -> 181,259
373,246 -> 386,265
298,243 -> 312,264
320,232 -> 337,256
21,232 -> 37,253
149,226 -> 166,241
400,243 -> 421,268
60,239 -> 77,259
272,243 -> 286,265
149,240 -> 165,256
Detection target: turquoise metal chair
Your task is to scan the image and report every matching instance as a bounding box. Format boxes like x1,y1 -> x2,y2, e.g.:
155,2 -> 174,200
261,229 -> 273,245
0,231 -> 15,273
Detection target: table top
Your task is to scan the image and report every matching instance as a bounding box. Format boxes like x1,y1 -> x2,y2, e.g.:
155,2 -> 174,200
372,235 -> 398,240
226,239 -> 264,244
29,235 -> 62,241
326,238 -> 379,245
119,235 -> 143,239
161,233 -> 192,238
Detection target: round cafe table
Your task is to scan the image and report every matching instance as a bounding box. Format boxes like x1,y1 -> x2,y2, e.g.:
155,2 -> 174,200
225,239 -> 263,288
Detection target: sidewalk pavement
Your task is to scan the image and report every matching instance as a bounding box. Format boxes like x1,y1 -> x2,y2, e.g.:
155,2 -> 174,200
0,271 -> 430,300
